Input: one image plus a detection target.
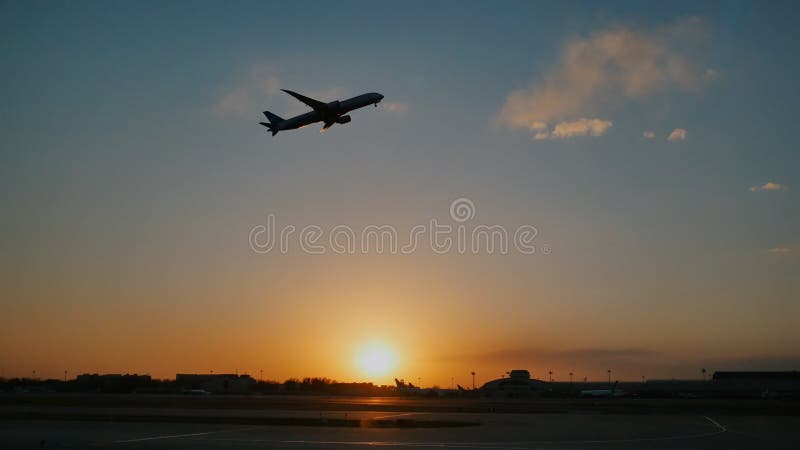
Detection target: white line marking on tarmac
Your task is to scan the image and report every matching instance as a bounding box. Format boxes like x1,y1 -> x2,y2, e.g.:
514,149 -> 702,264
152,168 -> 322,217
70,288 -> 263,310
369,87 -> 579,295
703,415 -> 728,432
113,426 -> 261,443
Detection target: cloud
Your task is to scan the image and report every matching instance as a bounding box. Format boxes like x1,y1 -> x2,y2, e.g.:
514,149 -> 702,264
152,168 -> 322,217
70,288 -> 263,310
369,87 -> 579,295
212,65 -> 348,118
667,128 -> 687,141
212,66 -> 283,117
212,88 -> 250,116
767,242 -> 798,255
643,131 -> 655,139
528,118 -> 613,140
749,182 -> 786,192
533,131 -> 550,140
551,118 -> 614,139
531,122 -> 548,130
381,101 -> 410,115
497,17 -> 710,138
252,69 -> 282,97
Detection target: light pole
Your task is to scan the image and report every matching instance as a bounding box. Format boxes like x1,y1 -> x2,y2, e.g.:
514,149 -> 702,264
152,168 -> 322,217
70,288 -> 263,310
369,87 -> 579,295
569,372 -> 573,384
607,369 -> 611,385
548,371 -> 553,382
64,370 -> 67,383
471,371 -> 476,390
641,375 -> 645,383
260,369 -> 263,382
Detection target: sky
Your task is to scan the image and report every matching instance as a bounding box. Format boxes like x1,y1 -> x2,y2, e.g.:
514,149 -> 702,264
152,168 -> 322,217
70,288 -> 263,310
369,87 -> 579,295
1,0 -> 798,386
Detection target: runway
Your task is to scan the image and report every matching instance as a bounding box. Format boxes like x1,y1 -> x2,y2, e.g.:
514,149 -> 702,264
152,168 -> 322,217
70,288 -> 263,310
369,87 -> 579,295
2,395 -> 799,449
2,413 -> 799,449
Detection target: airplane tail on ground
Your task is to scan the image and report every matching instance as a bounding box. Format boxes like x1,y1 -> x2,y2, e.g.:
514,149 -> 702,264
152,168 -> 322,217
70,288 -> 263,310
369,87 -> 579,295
260,111 -> 284,136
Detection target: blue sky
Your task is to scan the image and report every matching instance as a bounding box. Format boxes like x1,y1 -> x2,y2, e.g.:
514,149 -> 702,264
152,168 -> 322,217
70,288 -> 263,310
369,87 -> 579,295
1,1 -> 798,382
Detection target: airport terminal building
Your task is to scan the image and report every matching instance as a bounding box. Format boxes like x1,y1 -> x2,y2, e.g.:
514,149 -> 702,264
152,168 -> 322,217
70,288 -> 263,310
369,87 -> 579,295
480,370 -> 547,396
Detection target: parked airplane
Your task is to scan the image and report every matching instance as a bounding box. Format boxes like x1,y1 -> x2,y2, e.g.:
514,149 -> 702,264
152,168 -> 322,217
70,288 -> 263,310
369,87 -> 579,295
395,378 -> 420,392
260,89 -> 384,135
580,381 -> 626,398
394,378 -> 458,397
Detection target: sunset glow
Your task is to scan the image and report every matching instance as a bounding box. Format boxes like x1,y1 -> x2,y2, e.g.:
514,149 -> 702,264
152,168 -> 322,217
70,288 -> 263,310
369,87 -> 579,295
1,2 -> 798,388
355,342 -> 398,379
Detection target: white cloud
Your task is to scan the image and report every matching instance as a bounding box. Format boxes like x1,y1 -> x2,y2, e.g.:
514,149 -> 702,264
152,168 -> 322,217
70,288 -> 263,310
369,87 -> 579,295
551,118 -> 613,138
212,88 -> 250,117
768,245 -> 799,256
528,118 -> 613,140
643,131 -> 655,139
497,17 -> 709,139
667,128 -> 687,141
533,130 -> 550,140
749,182 -> 787,192
212,65 -> 348,117
212,66 -> 283,117
249,65 -> 282,97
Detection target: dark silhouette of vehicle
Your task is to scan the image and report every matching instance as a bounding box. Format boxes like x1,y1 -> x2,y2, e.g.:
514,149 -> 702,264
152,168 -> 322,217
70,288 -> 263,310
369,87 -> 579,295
260,89 -> 384,135
580,381 -> 626,398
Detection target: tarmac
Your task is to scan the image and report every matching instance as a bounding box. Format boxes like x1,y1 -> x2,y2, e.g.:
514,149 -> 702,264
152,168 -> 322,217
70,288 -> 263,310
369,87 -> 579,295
1,395 -> 799,449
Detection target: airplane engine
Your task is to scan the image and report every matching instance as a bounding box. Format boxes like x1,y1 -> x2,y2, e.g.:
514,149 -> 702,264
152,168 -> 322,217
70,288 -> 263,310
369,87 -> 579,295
336,115 -> 352,124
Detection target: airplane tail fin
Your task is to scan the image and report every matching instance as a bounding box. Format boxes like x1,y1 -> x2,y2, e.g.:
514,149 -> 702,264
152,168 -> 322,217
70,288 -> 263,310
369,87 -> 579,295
259,122 -> 279,136
263,111 -> 284,124
260,111 -> 284,136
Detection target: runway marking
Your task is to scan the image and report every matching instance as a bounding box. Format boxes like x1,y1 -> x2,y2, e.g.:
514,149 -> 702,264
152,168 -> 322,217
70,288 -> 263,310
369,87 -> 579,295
703,415 -> 727,432
372,412 -> 427,420
113,426 -> 261,443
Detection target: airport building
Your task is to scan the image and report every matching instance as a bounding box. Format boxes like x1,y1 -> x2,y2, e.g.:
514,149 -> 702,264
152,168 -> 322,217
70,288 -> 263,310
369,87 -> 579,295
175,373 -> 256,394
480,369 -> 547,396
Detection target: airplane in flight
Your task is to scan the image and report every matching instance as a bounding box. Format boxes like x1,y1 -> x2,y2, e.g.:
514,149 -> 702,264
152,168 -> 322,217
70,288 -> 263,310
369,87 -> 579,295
260,89 -> 384,135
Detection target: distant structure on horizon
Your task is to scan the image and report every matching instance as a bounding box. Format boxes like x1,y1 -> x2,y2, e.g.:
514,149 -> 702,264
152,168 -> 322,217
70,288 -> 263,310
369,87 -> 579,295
479,369 -> 546,395
175,373 -> 255,394
75,373 -> 151,391
712,371 -> 800,381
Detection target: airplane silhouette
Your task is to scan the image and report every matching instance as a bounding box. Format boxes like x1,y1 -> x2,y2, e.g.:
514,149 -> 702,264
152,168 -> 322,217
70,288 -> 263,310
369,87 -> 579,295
260,89 -> 384,135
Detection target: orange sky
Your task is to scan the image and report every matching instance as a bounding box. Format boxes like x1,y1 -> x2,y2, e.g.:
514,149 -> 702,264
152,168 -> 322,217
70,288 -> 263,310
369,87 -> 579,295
2,4 -> 799,386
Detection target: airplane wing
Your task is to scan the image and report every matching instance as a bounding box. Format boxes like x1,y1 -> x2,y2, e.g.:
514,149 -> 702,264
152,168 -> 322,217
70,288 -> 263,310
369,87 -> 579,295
281,89 -> 327,111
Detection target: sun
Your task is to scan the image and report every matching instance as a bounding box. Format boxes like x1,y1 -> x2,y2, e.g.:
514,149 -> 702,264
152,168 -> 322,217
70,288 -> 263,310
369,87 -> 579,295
355,342 -> 398,378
